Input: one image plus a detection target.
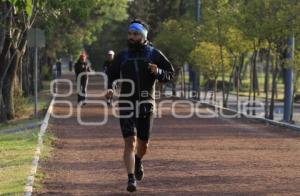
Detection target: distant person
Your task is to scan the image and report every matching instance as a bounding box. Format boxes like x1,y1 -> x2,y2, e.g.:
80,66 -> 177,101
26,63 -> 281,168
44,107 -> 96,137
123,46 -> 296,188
69,57 -> 73,72
105,19 -> 174,192
103,50 -> 115,73
56,58 -> 62,78
74,53 -> 91,105
103,50 -> 115,105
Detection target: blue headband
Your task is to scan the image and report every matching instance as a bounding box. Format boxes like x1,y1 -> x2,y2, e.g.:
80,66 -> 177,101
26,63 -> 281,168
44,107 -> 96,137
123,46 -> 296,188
129,23 -> 148,39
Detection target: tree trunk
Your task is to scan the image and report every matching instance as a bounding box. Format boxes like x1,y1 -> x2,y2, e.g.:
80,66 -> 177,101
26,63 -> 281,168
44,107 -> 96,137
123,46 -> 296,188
3,48 -> 21,120
0,35 -> 12,122
225,56 -> 237,106
0,2 -> 13,122
0,30 -> 5,55
22,49 -> 30,96
204,79 -> 208,100
269,54 -> 279,120
183,67 -> 186,98
247,52 -> 254,115
214,78 -> 218,102
2,26 -> 27,121
241,58 -> 248,85
237,54 -> 244,111
0,2 -> 7,55
198,72 -> 201,100
264,43 -> 271,118
252,50 -> 258,115
181,68 -> 184,98
220,45 -> 226,107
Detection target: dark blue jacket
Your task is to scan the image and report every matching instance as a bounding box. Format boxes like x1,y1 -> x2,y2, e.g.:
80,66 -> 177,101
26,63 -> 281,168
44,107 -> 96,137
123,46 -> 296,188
107,43 -> 175,102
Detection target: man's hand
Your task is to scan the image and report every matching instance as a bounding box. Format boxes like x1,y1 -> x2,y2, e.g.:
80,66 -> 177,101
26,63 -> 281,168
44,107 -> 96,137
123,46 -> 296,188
148,63 -> 158,75
105,89 -> 114,99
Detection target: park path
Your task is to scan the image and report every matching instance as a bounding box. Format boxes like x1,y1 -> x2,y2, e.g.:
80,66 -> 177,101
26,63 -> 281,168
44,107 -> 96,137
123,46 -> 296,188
35,74 -> 300,196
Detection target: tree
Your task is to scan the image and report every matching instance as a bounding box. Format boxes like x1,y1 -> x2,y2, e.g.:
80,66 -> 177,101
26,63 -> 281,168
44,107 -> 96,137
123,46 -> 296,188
39,0 -> 128,59
0,0 -> 42,121
154,19 -> 197,68
222,27 -> 251,106
236,0 -> 300,118
200,0 -> 236,106
0,0 -> 128,122
189,42 -> 230,101
87,0 -> 197,70
128,0 -> 195,39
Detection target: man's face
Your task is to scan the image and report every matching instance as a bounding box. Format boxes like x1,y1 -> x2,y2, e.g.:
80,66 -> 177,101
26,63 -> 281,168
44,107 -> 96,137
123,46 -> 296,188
128,30 -> 145,44
107,54 -> 114,61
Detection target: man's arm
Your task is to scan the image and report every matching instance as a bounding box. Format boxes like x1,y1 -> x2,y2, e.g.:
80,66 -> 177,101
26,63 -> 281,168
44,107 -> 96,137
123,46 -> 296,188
105,53 -> 122,99
107,53 -> 122,89
102,61 -> 107,73
153,49 -> 175,83
74,62 -> 80,76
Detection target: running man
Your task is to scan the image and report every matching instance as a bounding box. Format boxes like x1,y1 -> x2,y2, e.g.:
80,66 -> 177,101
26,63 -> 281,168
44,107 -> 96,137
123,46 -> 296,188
105,19 -> 174,192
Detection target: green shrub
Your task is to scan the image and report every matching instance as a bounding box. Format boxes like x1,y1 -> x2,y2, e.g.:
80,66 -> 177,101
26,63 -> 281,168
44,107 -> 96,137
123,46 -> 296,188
13,87 -> 29,118
41,65 -> 52,80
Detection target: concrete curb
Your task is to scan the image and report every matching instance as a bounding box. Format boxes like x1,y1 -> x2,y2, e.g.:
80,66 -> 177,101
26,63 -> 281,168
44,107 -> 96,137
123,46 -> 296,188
24,97 -> 55,196
196,99 -> 300,132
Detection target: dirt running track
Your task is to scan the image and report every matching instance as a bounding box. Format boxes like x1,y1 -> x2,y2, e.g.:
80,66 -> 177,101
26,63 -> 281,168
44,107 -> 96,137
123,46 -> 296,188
35,74 -> 300,196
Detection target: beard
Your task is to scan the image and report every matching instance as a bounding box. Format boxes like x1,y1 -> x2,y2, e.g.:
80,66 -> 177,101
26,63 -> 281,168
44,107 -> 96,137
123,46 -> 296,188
127,39 -> 144,50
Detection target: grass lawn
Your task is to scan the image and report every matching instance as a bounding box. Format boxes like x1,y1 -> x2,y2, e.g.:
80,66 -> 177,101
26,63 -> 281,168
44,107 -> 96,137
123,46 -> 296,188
0,79 -> 54,195
0,129 -> 53,195
0,78 -> 55,195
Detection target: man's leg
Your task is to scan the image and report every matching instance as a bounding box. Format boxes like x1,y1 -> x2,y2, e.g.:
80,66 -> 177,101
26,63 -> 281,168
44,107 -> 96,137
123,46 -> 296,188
136,138 -> 149,159
78,84 -> 82,103
134,138 -> 148,181
78,77 -> 84,103
81,77 -> 88,103
135,113 -> 154,181
124,137 -> 137,192
123,136 -> 136,174
120,115 -> 137,192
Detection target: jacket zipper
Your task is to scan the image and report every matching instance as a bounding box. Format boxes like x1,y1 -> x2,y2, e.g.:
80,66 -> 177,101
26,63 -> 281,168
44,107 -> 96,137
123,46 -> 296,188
134,59 -> 141,95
